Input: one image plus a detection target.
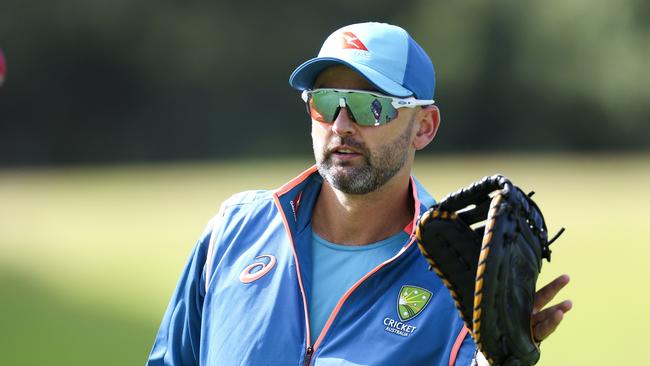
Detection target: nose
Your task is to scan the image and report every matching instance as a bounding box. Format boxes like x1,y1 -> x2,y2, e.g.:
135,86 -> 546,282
331,107 -> 357,136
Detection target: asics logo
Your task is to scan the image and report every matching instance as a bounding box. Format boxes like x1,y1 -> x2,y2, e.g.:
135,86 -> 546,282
239,254 -> 277,283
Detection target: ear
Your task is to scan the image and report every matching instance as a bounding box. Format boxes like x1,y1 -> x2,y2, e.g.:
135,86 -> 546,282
412,105 -> 440,150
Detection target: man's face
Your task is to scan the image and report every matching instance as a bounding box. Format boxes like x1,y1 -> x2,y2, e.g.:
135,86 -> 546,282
310,65 -> 417,195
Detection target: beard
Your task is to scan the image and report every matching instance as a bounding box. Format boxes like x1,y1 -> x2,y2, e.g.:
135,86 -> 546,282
314,118 -> 415,195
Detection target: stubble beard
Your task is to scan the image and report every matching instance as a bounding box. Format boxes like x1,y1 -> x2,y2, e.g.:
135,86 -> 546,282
315,118 -> 415,195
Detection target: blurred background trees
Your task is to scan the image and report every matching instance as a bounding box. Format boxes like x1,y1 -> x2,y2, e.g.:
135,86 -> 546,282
1,0 -> 648,165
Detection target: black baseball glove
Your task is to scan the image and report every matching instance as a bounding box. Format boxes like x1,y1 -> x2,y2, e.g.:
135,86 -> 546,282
415,175 -> 563,366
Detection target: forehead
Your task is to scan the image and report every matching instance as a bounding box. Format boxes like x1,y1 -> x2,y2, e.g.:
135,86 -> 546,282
313,65 -> 378,91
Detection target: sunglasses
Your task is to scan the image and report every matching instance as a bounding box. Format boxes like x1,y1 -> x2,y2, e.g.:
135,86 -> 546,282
301,88 -> 435,127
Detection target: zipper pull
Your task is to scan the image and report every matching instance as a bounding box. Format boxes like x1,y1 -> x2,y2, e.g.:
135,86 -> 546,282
303,346 -> 314,366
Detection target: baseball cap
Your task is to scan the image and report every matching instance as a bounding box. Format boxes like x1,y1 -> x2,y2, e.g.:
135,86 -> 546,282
289,22 -> 435,100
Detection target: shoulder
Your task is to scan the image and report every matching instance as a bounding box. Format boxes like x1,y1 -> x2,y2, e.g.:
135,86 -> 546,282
202,189 -> 278,290
221,189 -> 274,210
210,190 -> 274,220
203,189 -> 276,234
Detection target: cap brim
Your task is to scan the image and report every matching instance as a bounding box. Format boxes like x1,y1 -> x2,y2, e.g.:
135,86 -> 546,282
289,57 -> 413,98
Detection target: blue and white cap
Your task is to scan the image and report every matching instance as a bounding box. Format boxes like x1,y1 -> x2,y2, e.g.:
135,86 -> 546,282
289,22 -> 435,100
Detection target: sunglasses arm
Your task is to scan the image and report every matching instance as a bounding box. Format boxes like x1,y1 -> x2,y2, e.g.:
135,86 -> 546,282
391,97 -> 435,109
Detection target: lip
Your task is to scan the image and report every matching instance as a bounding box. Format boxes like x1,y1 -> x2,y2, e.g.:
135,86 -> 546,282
328,145 -> 363,160
329,145 -> 363,159
329,145 -> 361,154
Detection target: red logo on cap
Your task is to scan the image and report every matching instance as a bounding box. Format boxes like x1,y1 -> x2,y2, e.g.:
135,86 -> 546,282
341,32 -> 368,51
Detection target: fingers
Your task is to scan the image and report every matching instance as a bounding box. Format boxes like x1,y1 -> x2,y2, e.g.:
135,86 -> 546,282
532,300 -> 572,342
532,300 -> 573,326
533,274 -> 570,313
531,275 -> 573,342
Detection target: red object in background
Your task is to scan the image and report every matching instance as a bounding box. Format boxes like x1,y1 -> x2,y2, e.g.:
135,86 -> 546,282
0,49 -> 6,86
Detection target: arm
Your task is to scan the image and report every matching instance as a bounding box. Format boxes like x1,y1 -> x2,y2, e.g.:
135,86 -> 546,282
146,223 -> 214,366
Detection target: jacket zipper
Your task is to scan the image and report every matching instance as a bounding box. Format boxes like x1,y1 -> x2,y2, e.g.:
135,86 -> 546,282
302,234 -> 418,366
303,346 -> 314,366
275,175 -> 423,366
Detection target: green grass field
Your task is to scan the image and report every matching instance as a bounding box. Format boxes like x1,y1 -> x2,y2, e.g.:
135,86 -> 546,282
1,154 -> 648,365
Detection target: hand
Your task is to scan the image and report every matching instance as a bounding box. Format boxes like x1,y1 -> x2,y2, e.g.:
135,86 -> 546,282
531,274 -> 573,343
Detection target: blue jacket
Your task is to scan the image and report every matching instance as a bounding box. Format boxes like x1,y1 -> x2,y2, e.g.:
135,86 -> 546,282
148,166 -> 476,365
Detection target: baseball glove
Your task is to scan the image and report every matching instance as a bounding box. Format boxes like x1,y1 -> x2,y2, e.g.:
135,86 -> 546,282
415,175 -> 563,366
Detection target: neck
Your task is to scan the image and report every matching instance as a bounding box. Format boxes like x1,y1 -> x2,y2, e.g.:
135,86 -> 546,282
311,172 -> 414,246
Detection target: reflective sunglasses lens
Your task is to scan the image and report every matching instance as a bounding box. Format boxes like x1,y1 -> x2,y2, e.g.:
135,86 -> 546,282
308,91 -> 340,122
307,90 -> 399,126
345,93 -> 398,126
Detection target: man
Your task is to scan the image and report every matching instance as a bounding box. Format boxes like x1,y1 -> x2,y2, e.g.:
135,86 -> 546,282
147,22 -> 571,365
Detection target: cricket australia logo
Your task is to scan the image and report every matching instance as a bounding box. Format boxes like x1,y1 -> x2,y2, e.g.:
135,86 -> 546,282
383,285 -> 432,337
397,285 -> 432,321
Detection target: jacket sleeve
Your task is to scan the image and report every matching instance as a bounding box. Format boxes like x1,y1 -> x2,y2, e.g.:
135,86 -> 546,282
146,220 -> 215,366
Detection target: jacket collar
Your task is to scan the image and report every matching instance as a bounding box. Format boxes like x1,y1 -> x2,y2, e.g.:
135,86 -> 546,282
273,165 -> 436,238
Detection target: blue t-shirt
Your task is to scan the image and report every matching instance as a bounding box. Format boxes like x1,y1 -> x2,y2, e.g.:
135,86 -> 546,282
309,230 -> 410,343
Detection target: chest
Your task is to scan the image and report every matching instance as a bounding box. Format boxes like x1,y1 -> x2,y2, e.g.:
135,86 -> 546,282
200,222 -> 465,366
